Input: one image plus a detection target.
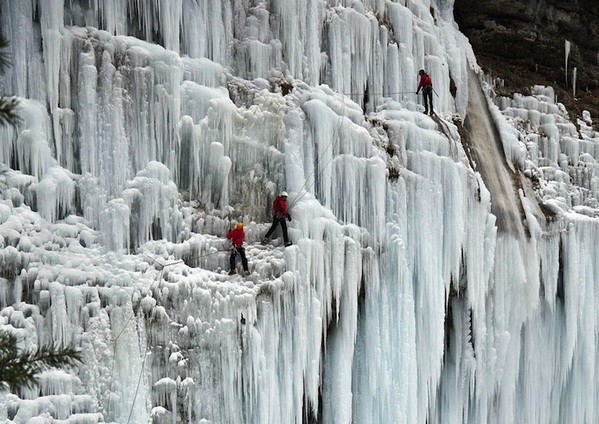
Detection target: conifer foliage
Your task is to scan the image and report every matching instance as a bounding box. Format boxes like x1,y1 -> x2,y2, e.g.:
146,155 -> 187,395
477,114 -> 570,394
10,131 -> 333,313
0,330 -> 82,392
0,34 -> 20,127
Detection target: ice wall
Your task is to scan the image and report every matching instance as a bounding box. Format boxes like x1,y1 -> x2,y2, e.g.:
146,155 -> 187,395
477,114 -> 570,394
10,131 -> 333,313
0,1 -> 599,423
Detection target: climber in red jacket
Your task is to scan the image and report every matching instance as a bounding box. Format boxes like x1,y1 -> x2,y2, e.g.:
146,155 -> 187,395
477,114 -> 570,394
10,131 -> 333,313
416,69 -> 433,115
262,191 -> 292,246
226,222 -> 250,275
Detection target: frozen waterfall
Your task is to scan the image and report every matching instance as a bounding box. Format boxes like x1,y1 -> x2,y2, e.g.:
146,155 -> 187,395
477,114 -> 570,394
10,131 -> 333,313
1,0 -> 599,423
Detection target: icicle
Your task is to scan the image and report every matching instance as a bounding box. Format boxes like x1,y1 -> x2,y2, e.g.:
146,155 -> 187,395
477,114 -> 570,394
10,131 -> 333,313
97,0 -> 128,35
157,0 -> 183,53
564,39 -> 571,86
35,166 -> 75,223
77,46 -> 99,177
13,100 -> 55,180
100,198 -> 130,251
572,66 -> 577,98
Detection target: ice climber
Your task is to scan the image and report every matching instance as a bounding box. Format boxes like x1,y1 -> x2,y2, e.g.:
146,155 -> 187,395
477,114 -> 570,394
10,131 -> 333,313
262,191 -> 292,246
227,222 -> 250,276
416,69 -> 433,115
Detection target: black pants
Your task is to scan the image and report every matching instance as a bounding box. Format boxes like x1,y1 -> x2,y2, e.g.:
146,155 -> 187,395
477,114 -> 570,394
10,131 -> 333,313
264,216 -> 289,244
422,86 -> 433,114
229,247 -> 248,272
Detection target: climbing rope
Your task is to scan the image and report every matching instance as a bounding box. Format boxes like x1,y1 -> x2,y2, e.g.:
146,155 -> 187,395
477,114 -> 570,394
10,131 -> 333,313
105,254 -> 190,420
126,347 -> 147,424
340,90 -> 417,97
289,85 -> 440,208
288,93 -> 349,209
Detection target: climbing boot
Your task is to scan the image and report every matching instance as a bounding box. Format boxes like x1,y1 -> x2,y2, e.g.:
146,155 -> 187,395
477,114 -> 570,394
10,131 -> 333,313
285,241 -> 292,247
228,269 -> 237,275
244,270 -> 251,276
261,238 -> 269,245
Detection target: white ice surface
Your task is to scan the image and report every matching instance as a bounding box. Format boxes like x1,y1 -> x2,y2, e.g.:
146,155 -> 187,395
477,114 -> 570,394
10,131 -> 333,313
0,1 -> 598,423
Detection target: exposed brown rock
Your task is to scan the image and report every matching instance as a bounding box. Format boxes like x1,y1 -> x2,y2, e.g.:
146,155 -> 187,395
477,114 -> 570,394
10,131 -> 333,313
454,0 -> 599,129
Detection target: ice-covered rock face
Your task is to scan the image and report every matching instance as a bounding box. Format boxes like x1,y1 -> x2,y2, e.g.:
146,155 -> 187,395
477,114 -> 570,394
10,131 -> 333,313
2,0 -> 467,249
0,1 -> 599,423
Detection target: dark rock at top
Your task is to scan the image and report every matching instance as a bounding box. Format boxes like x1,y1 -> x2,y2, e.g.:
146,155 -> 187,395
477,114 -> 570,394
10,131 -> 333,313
454,0 -> 599,126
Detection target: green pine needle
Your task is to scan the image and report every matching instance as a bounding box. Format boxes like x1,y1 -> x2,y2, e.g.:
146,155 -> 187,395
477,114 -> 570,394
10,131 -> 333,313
0,97 -> 21,127
0,34 -> 20,128
0,330 -> 82,392
0,34 -> 10,75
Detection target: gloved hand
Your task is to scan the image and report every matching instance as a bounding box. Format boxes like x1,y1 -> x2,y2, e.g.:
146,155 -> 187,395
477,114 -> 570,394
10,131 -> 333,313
416,90 -> 419,95
287,215 -> 291,222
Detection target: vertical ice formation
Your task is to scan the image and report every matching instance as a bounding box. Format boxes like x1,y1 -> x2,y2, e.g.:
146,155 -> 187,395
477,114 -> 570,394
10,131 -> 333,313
0,1 -> 599,424
565,39 -> 571,86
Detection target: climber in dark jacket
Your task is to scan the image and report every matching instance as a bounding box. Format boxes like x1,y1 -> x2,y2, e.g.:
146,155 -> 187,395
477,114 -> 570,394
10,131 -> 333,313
227,222 -> 250,275
416,69 -> 433,115
262,191 -> 292,246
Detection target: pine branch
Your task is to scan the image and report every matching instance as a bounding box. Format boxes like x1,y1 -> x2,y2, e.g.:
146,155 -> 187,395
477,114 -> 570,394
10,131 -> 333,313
27,344 -> 82,370
0,36 -> 19,127
0,330 -> 18,358
0,358 -> 38,391
0,34 -> 10,74
0,96 -> 21,127
0,330 -> 82,392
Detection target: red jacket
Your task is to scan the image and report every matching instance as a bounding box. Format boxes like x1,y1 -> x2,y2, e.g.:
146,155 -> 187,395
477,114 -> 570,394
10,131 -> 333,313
272,195 -> 289,218
226,228 -> 245,248
417,72 -> 432,91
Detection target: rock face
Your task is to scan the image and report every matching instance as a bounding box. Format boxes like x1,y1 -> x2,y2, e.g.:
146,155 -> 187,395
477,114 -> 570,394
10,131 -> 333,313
454,0 -> 599,124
